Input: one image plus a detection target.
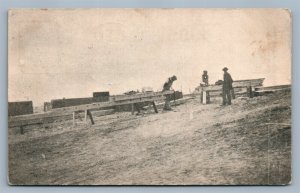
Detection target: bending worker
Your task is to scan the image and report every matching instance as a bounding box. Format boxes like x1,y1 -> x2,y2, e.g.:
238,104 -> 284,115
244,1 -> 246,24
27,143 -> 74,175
222,67 -> 233,105
162,75 -> 177,111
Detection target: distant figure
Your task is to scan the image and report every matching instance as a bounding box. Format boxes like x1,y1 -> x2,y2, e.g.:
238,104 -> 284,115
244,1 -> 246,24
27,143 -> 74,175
202,70 -> 209,86
222,67 -> 233,105
162,75 -> 177,110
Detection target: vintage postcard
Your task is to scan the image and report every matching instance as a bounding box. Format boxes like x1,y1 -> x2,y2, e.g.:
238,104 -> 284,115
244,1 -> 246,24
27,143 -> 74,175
8,9 -> 291,185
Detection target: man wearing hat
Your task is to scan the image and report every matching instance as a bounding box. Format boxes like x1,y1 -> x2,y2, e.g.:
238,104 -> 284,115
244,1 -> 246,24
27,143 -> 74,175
162,75 -> 177,110
222,67 -> 233,105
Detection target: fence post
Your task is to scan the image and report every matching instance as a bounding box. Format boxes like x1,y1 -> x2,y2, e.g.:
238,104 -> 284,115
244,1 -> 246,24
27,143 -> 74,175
87,110 -> 95,125
207,91 -> 210,104
72,112 -> 76,126
248,86 -> 253,98
84,109 -> 87,122
131,104 -> 135,115
203,91 -> 207,104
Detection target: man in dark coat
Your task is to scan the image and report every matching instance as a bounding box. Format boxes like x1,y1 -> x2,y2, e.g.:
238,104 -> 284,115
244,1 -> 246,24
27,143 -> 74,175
222,67 -> 233,105
162,75 -> 177,110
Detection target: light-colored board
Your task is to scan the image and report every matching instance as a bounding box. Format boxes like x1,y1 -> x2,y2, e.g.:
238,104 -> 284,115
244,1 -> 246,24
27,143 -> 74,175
203,91 -> 207,104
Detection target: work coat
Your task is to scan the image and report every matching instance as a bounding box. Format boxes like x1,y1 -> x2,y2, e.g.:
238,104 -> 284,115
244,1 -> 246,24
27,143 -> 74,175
223,72 -> 233,90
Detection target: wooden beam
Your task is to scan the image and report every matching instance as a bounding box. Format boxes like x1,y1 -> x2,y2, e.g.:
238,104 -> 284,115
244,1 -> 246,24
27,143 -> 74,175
202,78 -> 265,91
84,109 -> 87,122
9,93 -> 167,127
254,84 -> 291,91
145,97 -> 193,110
254,86 -> 291,96
112,90 -> 173,101
87,110 -> 94,125
152,102 -> 158,113
91,109 -> 115,117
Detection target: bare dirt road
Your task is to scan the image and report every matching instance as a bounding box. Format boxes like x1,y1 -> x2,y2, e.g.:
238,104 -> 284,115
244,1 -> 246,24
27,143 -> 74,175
8,90 -> 291,185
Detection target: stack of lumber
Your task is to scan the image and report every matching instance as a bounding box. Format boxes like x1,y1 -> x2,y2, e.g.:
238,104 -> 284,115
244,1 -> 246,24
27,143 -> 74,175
9,91 -> 174,129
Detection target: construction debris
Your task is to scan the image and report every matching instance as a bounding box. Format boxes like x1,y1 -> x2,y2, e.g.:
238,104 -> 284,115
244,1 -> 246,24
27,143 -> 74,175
8,90 -> 174,133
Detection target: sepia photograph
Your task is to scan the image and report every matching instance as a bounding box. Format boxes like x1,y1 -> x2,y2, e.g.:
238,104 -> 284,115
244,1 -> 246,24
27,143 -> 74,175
8,8 -> 291,185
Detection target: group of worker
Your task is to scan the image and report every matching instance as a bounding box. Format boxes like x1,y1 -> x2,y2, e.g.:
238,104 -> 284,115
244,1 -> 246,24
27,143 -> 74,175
201,67 -> 234,105
162,67 -> 233,110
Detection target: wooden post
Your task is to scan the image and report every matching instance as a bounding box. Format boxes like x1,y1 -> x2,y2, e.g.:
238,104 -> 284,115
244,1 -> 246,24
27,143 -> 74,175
173,91 -> 176,107
152,101 -> 158,113
131,104 -> 135,115
231,89 -> 236,99
20,126 -> 24,134
147,102 -> 152,113
87,110 -> 95,125
84,109 -> 87,122
248,86 -> 253,98
203,91 -> 207,104
134,103 -> 141,114
72,112 -> 75,126
200,91 -> 203,103
207,91 -> 210,104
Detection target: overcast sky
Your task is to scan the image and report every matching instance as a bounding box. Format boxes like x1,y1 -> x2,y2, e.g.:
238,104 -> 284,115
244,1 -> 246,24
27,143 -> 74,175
8,9 -> 291,106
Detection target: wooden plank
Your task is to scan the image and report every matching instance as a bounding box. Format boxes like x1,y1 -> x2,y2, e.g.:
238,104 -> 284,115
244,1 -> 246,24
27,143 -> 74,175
233,78 -> 265,87
9,94 -> 166,127
146,97 -> 193,109
91,109 -> 114,117
208,91 -> 249,98
255,88 -> 291,93
203,87 -> 246,97
112,90 -> 173,101
254,87 -> 291,96
9,109 -> 115,128
202,78 -> 265,91
254,84 -> 291,91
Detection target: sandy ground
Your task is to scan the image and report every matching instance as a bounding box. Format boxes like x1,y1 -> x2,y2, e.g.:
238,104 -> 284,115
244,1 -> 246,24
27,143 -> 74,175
8,90 -> 291,185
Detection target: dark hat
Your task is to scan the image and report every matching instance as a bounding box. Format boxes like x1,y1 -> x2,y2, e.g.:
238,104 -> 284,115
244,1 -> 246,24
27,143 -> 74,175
222,67 -> 228,71
203,70 -> 208,73
172,75 -> 177,80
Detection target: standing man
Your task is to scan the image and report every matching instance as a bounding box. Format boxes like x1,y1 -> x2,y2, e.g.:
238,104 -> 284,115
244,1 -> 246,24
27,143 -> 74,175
222,67 -> 233,105
202,70 -> 209,86
162,75 -> 177,111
